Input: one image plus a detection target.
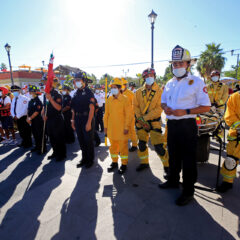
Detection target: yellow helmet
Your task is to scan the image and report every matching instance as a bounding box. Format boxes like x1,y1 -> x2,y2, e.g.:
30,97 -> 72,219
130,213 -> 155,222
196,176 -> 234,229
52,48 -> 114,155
109,78 -> 123,87
4,85 -> 11,90
121,78 -> 128,85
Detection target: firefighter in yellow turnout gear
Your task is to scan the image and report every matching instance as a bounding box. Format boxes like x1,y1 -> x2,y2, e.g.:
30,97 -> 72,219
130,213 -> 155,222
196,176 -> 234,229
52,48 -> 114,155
207,70 -> 229,137
207,70 -> 229,111
217,91 -> 240,192
104,78 -> 131,174
133,68 -> 169,175
122,78 -> 138,152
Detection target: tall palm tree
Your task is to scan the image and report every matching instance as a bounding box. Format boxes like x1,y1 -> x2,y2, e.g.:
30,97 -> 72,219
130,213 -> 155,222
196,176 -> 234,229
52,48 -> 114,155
196,43 -> 226,81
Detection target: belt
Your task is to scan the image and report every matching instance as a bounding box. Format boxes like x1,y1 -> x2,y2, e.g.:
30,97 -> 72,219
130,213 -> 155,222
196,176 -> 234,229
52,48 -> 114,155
75,112 -> 89,117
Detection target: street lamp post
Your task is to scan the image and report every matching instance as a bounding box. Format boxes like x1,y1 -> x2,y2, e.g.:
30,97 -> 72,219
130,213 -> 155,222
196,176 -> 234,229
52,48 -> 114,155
148,10 -> 157,69
4,43 -> 14,86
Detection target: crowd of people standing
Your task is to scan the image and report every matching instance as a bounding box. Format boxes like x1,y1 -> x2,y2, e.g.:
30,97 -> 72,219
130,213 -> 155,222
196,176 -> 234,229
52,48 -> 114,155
0,45 -> 239,206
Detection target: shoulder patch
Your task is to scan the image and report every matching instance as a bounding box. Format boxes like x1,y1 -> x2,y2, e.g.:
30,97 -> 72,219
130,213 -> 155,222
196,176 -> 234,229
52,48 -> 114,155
56,98 -> 62,103
203,86 -> 208,93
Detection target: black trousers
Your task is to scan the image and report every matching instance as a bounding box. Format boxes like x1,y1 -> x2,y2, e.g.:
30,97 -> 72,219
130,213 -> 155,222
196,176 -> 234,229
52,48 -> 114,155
75,115 -> 95,164
63,112 -> 75,144
17,116 -> 32,147
167,118 -> 198,196
47,115 -> 66,158
31,117 -> 46,152
95,107 -> 104,132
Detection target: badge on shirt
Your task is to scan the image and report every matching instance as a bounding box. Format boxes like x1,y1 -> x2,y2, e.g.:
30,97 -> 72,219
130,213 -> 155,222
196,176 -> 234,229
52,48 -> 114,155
188,79 -> 194,85
203,87 -> 208,93
23,100 -> 27,104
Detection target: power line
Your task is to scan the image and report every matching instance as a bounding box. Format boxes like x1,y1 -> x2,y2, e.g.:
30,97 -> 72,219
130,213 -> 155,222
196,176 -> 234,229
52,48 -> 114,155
8,48 -> 240,70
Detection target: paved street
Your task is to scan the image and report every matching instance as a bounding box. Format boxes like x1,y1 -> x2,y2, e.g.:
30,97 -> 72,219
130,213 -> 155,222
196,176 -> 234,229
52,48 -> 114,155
0,127 -> 239,240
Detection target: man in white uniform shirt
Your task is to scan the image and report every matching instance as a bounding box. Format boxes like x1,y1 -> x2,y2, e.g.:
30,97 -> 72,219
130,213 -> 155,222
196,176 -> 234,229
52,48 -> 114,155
159,45 -> 211,206
94,85 -> 105,132
10,85 -> 32,148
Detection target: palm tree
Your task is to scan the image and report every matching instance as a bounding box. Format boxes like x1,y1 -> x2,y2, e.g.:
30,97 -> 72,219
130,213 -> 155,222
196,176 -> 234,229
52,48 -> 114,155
196,43 -> 226,81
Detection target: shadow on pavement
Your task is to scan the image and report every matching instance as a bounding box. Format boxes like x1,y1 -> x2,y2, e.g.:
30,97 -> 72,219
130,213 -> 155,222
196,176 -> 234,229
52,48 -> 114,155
0,151 -> 44,208
0,159 -> 66,240
51,162 -> 103,240
0,147 -> 27,174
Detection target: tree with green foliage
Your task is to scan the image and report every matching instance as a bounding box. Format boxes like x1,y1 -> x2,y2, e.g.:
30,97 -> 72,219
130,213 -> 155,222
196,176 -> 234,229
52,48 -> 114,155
224,64 -> 240,80
162,65 -> 173,83
0,63 -> 7,71
99,74 -> 114,86
196,43 -> 225,81
63,75 -> 74,89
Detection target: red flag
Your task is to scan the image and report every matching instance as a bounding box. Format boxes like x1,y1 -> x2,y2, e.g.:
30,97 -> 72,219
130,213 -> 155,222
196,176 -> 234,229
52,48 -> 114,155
45,53 -> 54,94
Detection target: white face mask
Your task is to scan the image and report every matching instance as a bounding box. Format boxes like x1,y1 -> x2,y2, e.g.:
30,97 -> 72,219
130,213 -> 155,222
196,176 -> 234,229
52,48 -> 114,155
172,67 -> 187,78
62,91 -> 67,95
145,77 -> 154,86
111,88 -> 119,96
96,90 -> 100,94
211,76 -> 219,82
30,94 -> 35,99
75,81 -> 82,89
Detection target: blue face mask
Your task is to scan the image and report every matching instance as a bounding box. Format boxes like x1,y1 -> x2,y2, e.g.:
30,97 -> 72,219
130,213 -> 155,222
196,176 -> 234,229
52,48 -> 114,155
145,77 -> 154,86
13,92 -> 19,97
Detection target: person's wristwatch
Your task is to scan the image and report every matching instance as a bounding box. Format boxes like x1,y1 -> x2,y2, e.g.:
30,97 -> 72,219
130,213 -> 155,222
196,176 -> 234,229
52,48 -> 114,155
186,109 -> 191,115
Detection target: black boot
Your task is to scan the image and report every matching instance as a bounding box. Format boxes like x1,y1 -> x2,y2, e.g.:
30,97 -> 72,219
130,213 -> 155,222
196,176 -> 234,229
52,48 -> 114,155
136,164 -> 149,172
47,153 -> 56,160
175,193 -> 194,206
76,160 -> 86,168
107,162 -> 118,172
216,182 -> 233,193
129,146 -> 138,152
85,161 -> 94,169
158,181 -> 179,189
163,167 -> 169,180
31,147 -> 37,152
118,165 -> 127,174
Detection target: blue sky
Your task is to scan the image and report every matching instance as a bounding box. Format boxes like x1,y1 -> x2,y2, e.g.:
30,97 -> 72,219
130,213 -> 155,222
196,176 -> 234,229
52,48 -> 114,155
0,0 -> 239,78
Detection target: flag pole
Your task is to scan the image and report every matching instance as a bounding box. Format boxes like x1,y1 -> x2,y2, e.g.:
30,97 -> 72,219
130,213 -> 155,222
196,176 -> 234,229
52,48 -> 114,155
41,52 -> 54,153
41,104 -> 47,154
104,74 -> 108,146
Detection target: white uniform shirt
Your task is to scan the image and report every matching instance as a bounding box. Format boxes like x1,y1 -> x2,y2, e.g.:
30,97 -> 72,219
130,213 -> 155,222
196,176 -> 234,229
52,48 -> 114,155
161,74 -> 211,120
0,95 -> 11,106
70,89 -> 77,98
10,94 -> 30,118
94,92 -> 105,107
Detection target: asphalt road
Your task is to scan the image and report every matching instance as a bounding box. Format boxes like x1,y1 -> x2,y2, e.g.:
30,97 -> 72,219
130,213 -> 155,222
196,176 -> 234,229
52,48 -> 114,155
0,127 -> 239,240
